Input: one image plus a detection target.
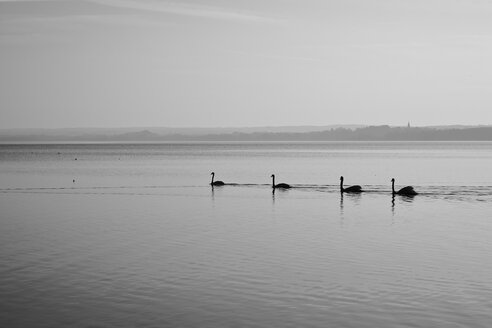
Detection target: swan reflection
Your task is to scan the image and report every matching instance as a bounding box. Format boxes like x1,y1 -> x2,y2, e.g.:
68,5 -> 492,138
211,185 -> 215,202
391,193 -> 416,215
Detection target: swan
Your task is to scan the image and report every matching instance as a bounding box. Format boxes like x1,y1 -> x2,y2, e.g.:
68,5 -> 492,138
391,178 -> 417,196
210,172 -> 225,186
271,174 -> 291,189
340,176 -> 362,193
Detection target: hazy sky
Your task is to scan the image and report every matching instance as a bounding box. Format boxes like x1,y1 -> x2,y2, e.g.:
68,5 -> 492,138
1,0 -> 492,128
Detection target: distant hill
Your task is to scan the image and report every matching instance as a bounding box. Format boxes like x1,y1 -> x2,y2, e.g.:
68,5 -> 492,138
163,125 -> 492,141
0,125 -> 363,137
1,125 -> 492,142
0,125 -> 362,142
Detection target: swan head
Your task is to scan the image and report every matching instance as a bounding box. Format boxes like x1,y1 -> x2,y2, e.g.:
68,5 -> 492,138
391,178 -> 395,183
271,174 -> 275,178
211,172 -> 215,175
340,176 -> 343,181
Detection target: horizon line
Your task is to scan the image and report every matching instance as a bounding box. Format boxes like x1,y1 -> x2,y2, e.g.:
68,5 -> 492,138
1,123 -> 491,131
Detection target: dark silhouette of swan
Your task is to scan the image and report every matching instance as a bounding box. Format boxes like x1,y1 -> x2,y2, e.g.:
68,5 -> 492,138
340,176 -> 362,193
271,174 -> 291,189
391,178 -> 417,196
210,172 -> 225,186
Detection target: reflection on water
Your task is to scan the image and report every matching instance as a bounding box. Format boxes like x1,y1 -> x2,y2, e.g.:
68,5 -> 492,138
339,192 -> 344,215
1,184 -> 492,203
391,193 -> 417,214
210,185 -> 216,204
2,143 -> 492,327
339,191 -> 363,207
3,184 -> 491,327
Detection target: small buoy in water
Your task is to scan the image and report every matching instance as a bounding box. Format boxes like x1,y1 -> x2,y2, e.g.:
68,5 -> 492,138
74,158 -> 77,160
73,179 -> 75,183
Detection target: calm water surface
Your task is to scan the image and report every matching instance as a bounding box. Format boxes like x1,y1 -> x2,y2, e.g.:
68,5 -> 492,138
1,142 -> 492,327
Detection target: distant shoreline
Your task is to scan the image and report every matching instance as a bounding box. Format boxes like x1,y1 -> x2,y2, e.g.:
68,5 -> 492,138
1,125 -> 492,142
2,141 -> 492,147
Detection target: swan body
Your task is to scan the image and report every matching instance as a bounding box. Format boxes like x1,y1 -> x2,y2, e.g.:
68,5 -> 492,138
271,174 -> 291,189
392,178 -> 417,196
210,172 -> 225,186
340,176 -> 362,193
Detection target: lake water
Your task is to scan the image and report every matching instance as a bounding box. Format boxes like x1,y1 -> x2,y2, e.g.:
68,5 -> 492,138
1,142 -> 492,327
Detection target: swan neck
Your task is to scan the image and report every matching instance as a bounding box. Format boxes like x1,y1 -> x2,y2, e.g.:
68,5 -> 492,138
272,175 -> 275,188
340,178 -> 343,192
211,173 -> 214,184
392,180 -> 395,194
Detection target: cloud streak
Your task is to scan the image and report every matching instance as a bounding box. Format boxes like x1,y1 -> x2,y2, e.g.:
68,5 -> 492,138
87,0 -> 278,23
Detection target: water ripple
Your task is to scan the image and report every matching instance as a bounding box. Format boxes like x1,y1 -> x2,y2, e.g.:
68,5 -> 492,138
2,184 -> 492,202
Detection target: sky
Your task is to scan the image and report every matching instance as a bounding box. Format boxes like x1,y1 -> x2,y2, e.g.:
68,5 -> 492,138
1,0 -> 492,129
